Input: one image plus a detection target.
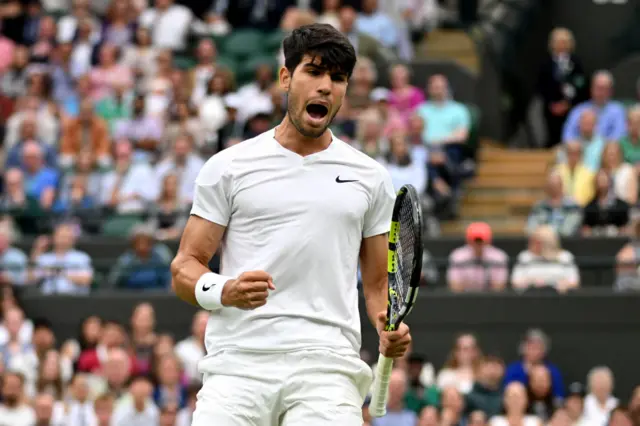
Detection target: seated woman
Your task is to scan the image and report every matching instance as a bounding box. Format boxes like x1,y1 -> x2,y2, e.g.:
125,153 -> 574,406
148,174 -> 189,242
582,170 -> 629,236
511,225 -> 580,294
379,129 -> 427,195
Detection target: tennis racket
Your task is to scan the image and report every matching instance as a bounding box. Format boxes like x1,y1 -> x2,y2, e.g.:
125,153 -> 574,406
369,184 -> 424,418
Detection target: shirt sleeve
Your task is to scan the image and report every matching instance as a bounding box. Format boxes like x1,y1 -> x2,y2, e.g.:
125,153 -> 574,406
190,153 -> 233,227
363,168 -> 396,238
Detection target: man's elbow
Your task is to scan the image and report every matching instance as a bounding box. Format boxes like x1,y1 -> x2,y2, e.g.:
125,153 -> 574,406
170,254 -> 187,293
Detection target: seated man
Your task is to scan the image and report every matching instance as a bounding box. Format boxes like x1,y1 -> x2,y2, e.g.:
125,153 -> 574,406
526,171 -> 582,237
416,74 -> 471,166
562,70 -> 626,143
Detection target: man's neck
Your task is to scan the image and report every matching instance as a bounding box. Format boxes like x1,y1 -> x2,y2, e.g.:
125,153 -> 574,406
275,115 -> 332,157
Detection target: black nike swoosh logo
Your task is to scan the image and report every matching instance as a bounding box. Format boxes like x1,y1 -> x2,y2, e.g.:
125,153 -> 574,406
202,283 -> 215,292
336,176 -> 358,183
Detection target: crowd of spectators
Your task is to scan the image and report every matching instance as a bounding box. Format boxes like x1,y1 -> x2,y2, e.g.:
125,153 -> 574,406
534,27 -> 640,239
367,329 -> 640,426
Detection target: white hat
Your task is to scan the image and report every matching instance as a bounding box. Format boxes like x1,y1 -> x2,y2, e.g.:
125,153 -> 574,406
370,87 -> 391,102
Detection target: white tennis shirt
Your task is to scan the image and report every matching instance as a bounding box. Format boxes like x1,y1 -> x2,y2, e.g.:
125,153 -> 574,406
191,128 -> 395,365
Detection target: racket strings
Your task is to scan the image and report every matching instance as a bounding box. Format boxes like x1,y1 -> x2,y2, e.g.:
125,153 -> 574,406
390,198 -> 417,317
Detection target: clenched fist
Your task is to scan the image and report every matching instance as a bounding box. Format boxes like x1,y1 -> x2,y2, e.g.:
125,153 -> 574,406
221,270 -> 275,310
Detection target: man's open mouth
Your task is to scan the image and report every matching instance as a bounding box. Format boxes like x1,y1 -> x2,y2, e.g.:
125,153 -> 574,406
306,103 -> 329,120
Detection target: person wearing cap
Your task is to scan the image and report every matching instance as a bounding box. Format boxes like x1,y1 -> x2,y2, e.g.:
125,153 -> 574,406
511,225 -> 580,294
504,329 -> 566,399
446,222 -> 509,293
565,382 -> 588,426
107,224 -> 173,290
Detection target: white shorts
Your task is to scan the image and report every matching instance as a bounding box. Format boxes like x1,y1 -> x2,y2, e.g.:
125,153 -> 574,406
191,349 -> 373,426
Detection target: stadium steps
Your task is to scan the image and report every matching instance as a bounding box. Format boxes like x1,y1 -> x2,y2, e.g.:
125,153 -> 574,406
442,143 -> 555,236
417,29 -> 480,74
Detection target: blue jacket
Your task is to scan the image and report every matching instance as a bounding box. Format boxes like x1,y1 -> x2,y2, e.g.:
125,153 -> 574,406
503,360 -> 565,398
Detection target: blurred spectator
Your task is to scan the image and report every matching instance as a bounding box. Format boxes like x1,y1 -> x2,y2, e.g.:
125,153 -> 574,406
76,320 -> 127,373
465,355 -> 505,418
489,382 -> 541,426
113,95 -> 163,163
511,225 -> 580,294
101,0 -> 136,47
347,56 -> 377,110
583,366 -> 618,426
447,222 -> 509,292
155,133 -> 204,204
356,0 -> 399,52
188,38 -> 217,106
527,364 -> 562,422
112,375 -> 159,425
317,0 -> 341,29
610,407 -> 634,426
35,349 -> 66,399
129,302 -> 157,374
60,98 -> 112,170
560,108 -> 604,173
69,19 -> 97,78
100,139 -> 158,214
89,43 -> 133,102
93,347 -> 134,399
0,307 -> 35,369
0,168 -> 29,217
159,403 -> 180,426
4,94 -> 58,147
5,112 -> 57,168
372,368 -> 417,426
388,64 -> 425,122
29,223 -> 94,295
553,141 -> 595,207
437,333 -> 481,394
163,101 -> 204,151
582,170 -> 630,236
504,329 -> 565,398
417,74 -> 470,167
0,288 -> 33,345
356,107 -> 388,157
404,352 -> 437,414
0,372 -> 36,426
600,142 -> 637,206
147,173 -> 189,241
153,353 -> 187,409
538,28 -> 587,147
33,392 -> 56,425
379,129 -> 427,195
236,63 -> 273,124
51,372 -> 94,426
468,410 -> 489,426
95,81 -> 133,133
526,171 -> 582,237
30,16 -> 57,63
175,310 -> 207,384
615,220 -> 640,291
620,107 -> 640,168
92,393 -> 115,426
0,222 -> 28,286
176,384 -> 198,426
565,382 -> 588,426
121,27 -> 158,93
16,140 -> 59,214
107,224 -> 172,290
562,71 -> 626,143
339,5 -> 392,72
418,406 -> 439,426
57,0 -> 101,44
1,46 -> 29,99
0,29 -> 16,74
440,386 -> 466,426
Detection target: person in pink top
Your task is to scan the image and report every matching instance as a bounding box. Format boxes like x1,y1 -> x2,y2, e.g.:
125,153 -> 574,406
89,43 -> 133,102
447,222 -> 509,293
0,28 -> 16,74
388,63 -> 426,121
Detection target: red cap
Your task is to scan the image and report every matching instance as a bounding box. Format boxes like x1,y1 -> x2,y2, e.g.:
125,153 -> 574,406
466,222 -> 492,244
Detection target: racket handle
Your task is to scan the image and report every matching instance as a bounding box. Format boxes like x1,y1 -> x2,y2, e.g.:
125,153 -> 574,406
369,353 -> 394,417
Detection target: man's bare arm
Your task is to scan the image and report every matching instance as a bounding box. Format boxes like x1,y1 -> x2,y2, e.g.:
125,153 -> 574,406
359,233 -> 389,329
170,215 -> 225,306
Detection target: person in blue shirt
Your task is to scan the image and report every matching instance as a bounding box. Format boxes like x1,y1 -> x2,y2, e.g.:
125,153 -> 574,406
562,71 -> 627,143
503,329 -> 565,399
20,141 -> 59,211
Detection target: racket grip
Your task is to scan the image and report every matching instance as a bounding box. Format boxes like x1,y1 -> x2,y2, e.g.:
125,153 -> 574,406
369,353 -> 394,417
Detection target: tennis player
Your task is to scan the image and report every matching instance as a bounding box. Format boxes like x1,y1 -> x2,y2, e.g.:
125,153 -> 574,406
171,23 -> 412,426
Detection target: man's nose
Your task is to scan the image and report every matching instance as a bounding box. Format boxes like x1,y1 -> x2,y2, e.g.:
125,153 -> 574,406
316,74 -> 332,96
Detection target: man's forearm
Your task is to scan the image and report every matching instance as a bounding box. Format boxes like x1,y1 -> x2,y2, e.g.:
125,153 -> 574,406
170,253 -> 212,306
363,277 -> 388,332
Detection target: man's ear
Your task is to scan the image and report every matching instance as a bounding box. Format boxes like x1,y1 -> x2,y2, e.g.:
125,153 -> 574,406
279,66 -> 291,92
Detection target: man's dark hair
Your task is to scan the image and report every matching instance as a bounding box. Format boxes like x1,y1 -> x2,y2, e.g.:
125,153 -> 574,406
283,23 -> 357,78
32,317 -> 53,331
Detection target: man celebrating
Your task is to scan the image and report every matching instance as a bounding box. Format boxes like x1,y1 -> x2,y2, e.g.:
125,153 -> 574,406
171,23 -> 411,425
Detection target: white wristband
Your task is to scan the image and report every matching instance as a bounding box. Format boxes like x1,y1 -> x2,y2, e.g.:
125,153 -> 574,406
194,272 -> 233,311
